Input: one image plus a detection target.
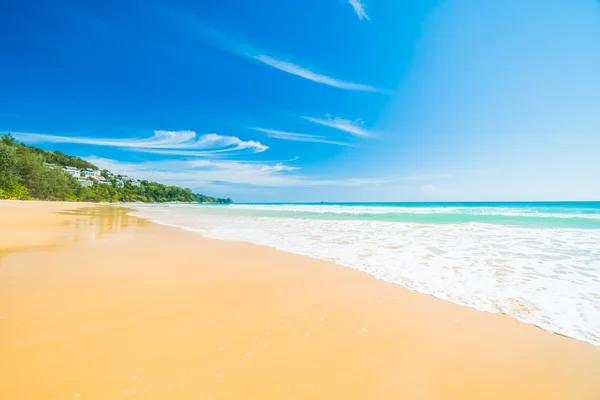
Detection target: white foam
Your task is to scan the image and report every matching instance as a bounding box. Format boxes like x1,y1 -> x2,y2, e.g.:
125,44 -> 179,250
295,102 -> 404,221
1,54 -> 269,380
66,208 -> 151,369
131,205 -> 600,346
229,204 -> 600,219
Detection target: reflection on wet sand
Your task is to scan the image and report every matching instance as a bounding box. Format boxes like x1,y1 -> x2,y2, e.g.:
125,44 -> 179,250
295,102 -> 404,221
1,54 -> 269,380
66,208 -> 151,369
0,205 -> 146,260
59,206 -> 149,244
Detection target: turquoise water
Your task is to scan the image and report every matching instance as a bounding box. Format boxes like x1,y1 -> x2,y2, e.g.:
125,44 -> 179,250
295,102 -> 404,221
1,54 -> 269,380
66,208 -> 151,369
228,202 -> 600,229
133,201 -> 600,345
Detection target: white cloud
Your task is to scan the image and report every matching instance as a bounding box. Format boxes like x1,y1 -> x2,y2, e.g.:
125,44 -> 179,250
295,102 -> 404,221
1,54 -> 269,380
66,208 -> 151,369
250,127 -> 352,146
11,130 -> 268,155
421,184 -> 438,194
253,55 -> 384,93
301,115 -> 370,137
86,157 -> 294,187
348,0 -> 371,21
86,156 -> 393,189
164,11 -> 387,93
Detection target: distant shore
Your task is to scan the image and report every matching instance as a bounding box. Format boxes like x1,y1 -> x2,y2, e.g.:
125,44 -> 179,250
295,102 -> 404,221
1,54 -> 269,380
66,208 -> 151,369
1,201 -> 599,399
0,198 -> 229,205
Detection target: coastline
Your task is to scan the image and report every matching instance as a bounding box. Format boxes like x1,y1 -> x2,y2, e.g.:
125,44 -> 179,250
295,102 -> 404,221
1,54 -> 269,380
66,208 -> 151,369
133,202 -> 600,346
1,202 -> 599,399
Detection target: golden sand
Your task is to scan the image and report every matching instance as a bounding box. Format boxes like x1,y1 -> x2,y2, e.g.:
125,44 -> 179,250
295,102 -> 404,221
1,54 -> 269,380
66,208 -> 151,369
1,201 -> 599,399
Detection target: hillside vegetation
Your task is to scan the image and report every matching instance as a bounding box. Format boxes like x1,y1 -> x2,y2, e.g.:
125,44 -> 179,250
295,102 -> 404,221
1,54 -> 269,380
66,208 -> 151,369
0,133 -> 233,204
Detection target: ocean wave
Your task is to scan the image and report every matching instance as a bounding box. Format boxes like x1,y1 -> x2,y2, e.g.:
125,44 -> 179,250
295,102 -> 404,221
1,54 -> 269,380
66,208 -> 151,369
131,205 -> 600,346
228,204 -> 600,220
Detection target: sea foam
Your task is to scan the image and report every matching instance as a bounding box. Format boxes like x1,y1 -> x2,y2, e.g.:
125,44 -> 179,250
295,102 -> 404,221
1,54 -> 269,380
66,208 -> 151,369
131,204 -> 600,346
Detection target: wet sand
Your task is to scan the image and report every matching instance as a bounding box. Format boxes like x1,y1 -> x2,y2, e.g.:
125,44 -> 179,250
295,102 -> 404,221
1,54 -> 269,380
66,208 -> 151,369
1,201 -> 599,399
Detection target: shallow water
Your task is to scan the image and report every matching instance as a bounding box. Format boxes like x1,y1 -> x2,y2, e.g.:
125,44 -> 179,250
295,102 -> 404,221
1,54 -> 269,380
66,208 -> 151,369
131,202 -> 600,345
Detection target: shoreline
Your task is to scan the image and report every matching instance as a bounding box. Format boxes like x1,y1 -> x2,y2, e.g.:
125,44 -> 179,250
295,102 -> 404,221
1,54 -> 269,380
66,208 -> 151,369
132,202 -> 600,347
135,211 -> 581,343
1,202 -> 599,399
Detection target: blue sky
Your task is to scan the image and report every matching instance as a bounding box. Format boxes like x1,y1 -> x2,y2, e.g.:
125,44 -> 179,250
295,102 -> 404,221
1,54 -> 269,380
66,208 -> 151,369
1,0 -> 599,202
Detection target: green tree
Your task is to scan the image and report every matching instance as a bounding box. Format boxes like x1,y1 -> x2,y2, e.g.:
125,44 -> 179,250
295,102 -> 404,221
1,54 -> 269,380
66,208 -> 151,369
0,182 -> 30,200
0,134 -> 232,204
44,150 -> 98,170
12,147 -> 80,200
0,141 -> 18,186
1,137 -> 31,200
1,133 -> 17,146
194,193 -> 233,204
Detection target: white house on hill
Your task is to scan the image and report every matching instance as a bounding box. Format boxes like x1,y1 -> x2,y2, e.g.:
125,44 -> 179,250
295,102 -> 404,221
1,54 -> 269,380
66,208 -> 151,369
63,166 -> 80,177
95,176 -> 110,184
82,168 -> 100,177
77,177 -> 93,187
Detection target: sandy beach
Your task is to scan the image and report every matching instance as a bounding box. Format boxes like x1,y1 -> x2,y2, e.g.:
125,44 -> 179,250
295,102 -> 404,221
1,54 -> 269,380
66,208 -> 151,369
1,202 -> 599,400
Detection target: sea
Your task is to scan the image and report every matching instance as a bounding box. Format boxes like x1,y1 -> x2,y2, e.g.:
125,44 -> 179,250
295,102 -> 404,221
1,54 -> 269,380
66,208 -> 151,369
131,202 -> 600,346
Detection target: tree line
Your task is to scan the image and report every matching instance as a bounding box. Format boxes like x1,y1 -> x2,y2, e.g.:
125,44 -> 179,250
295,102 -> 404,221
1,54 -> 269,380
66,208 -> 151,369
0,133 -> 233,204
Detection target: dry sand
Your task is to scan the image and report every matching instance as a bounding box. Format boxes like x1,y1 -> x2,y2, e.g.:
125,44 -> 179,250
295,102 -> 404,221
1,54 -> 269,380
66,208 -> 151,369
1,201 -> 599,399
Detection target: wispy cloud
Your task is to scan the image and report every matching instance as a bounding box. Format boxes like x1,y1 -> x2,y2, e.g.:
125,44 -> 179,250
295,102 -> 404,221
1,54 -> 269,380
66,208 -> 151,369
301,115 -> 370,137
250,127 -> 352,146
348,0 -> 371,21
160,8 -> 387,93
253,55 -> 384,93
10,130 -> 268,155
86,157 -> 393,189
421,184 -> 438,194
